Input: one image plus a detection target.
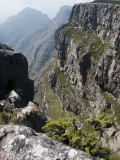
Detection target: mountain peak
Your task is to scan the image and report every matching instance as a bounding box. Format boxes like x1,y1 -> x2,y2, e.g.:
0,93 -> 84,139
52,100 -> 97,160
18,7 -> 42,16
60,5 -> 72,10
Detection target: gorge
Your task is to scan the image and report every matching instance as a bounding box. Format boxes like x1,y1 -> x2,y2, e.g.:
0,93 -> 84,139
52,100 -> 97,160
0,1 -> 120,160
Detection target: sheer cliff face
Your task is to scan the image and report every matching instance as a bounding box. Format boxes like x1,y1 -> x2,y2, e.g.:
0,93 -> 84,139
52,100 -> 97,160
68,3 -> 120,100
55,3 -> 120,100
35,3 -> 120,155
69,3 -> 120,46
0,43 -> 34,104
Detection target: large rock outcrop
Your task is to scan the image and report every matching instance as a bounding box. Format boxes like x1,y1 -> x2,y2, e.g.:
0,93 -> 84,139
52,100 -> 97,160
0,125 -> 103,160
0,43 -> 34,104
0,44 -> 46,132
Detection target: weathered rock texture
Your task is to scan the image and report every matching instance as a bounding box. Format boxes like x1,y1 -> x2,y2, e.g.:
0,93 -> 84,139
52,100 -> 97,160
0,125 -> 103,160
0,43 -> 34,104
0,90 -> 46,132
69,3 -> 120,100
15,101 -> 47,132
35,2 -> 120,156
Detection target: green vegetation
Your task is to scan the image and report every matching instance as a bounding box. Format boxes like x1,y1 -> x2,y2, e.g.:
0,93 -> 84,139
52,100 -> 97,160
54,66 -> 81,115
86,105 -> 113,131
109,154 -> 120,160
97,105 -> 113,124
43,115 -> 110,159
61,23 -> 105,58
0,110 -> 14,124
55,67 -> 74,92
34,61 -> 67,121
46,91 -> 66,120
102,92 -> 120,125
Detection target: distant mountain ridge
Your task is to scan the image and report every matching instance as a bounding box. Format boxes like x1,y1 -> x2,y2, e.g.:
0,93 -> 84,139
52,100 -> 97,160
0,7 -> 51,48
0,6 -> 72,77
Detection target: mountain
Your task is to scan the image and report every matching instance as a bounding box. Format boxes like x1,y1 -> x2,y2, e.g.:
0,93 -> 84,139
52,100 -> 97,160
34,2 -> 120,159
20,5 -> 72,77
0,7 -> 51,49
1,2 -> 120,159
0,6 -> 71,78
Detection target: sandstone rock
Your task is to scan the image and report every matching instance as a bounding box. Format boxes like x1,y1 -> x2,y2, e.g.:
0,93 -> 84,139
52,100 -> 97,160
69,3 -> 120,46
0,90 -> 46,132
95,49 -> 120,99
0,125 -> 103,160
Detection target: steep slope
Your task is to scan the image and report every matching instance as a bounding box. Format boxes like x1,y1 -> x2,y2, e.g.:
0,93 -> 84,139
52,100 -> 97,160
0,7 -> 51,49
35,2 -> 120,159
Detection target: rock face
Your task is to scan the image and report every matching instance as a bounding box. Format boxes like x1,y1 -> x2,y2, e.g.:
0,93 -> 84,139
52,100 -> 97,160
16,101 -> 47,132
0,90 -> 46,132
69,3 -> 120,99
0,44 -> 45,131
95,49 -> 120,99
35,2 -> 120,156
0,125 -> 102,160
69,3 -> 120,45
0,43 -> 34,104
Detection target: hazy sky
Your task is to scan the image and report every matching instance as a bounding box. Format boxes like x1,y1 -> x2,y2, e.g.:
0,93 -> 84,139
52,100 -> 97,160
0,0 -> 92,24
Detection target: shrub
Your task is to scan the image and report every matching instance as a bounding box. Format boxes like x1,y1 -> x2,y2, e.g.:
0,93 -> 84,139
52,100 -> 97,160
109,154 -> 120,160
42,116 -> 110,159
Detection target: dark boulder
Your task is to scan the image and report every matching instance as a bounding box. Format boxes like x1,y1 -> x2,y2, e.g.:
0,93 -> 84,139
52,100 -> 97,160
0,43 -> 34,105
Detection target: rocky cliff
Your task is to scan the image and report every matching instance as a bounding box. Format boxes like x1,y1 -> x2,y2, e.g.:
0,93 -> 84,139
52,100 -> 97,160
34,2 -> 120,159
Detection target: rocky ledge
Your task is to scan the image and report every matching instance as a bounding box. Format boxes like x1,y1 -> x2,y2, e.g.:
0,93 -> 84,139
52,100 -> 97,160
0,125 -> 103,160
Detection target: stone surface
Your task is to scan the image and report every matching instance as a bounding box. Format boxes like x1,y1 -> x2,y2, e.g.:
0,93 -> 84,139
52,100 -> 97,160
0,125 -> 103,160
0,43 -> 34,104
68,3 -> 120,100
16,101 -> 47,132
69,3 -> 120,46
95,49 -> 120,99
0,90 -> 22,112
0,90 -> 46,132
